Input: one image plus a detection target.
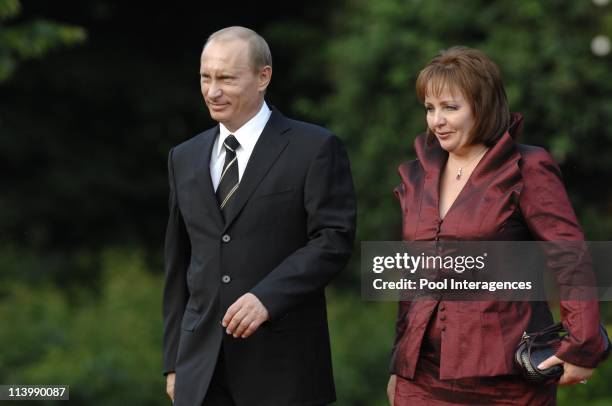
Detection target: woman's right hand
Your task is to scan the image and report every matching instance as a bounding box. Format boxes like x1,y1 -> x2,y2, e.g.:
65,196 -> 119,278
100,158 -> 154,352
387,374 -> 397,405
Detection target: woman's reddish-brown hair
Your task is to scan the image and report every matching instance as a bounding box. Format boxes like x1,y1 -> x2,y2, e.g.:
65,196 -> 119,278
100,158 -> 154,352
416,46 -> 510,146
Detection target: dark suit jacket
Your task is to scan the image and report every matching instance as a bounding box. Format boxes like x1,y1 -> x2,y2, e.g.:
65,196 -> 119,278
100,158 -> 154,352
162,107 -> 356,406
391,113 -> 606,380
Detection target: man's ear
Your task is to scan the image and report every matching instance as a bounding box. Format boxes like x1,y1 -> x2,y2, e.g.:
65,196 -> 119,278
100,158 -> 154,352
258,66 -> 272,92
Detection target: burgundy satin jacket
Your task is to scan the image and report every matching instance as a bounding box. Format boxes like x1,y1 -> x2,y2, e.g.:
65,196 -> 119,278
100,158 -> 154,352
391,114 -> 605,380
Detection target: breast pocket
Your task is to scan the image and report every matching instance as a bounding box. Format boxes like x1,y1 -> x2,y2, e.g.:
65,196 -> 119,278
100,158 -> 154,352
249,188 -> 297,228
254,188 -> 295,203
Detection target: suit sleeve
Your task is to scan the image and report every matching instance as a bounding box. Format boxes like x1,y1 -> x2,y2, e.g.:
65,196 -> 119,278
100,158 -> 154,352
389,181 -> 411,374
162,147 -> 191,375
519,148 -> 605,368
250,134 -> 356,320
389,300 -> 411,374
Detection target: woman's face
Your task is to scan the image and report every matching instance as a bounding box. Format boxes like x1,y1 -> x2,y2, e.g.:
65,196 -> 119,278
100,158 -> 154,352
424,85 -> 476,155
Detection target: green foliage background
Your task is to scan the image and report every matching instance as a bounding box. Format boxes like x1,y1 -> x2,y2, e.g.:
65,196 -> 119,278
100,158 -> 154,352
0,0 -> 84,82
1,0 -> 611,404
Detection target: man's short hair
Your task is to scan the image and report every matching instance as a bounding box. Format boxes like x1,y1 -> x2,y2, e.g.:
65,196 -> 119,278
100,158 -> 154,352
416,46 -> 511,147
204,26 -> 272,72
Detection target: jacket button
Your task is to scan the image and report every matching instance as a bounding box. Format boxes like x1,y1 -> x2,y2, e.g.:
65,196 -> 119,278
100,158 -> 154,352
221,275 -> 231,284
439,303 -> 446,311
440,314 -> 446,321
222,234 -> 231,243
440,325 -> 446,332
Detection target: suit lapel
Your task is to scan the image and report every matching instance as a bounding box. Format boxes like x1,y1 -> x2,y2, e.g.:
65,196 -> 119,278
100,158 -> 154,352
223,109 -> 291,231
193,126 -> 224,230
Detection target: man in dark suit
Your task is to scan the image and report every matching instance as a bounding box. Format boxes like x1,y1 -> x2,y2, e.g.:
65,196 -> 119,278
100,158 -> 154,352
162,26 -> 356,405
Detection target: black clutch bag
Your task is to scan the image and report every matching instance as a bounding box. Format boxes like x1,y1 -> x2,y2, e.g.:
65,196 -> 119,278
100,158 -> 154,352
514,323 -> 611,383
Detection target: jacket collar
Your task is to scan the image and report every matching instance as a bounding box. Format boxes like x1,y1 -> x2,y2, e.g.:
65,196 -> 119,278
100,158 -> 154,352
414,112 -> 524,177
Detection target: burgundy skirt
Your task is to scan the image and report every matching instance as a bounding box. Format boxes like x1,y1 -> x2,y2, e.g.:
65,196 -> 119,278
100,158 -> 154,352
394,308 -> 557,405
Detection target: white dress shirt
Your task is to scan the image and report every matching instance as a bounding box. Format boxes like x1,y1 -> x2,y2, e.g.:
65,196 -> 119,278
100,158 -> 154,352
210,102 -> 272,191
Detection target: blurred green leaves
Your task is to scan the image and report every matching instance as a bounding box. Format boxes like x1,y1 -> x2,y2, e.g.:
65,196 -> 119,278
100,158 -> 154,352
328,292 -> 395,405
0,0 -> 85,82
0,249 -> 165,405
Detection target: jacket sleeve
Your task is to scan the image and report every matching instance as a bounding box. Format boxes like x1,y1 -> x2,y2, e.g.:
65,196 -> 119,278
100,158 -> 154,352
519,147 -> 605,368
250,134 -> 356,320
389,300 -> 411,374
389,181 -> 412,374
162,147 -> 191,375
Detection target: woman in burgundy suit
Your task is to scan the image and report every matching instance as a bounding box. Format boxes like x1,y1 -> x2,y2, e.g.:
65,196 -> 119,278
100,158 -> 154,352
387,47 -> 607,405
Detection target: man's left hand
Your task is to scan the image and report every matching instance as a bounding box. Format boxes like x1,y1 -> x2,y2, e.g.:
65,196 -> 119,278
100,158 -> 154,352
222,293 -> 269,338
538,355 -> 595,385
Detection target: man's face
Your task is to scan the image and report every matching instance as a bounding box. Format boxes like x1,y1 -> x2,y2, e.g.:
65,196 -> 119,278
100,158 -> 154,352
200,39 -> 270,132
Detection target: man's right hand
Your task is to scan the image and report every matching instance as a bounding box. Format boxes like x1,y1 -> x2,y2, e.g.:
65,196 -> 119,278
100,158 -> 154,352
387,374 -> 397,405
166,372 -> 176,402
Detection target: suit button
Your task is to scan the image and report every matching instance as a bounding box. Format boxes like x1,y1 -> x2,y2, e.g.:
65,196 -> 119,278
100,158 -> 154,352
440,314 -> 446,321
439,303 -> 446,311
221,275 -> 231,283
222,234 -> 231,243
440,325 -> 446,332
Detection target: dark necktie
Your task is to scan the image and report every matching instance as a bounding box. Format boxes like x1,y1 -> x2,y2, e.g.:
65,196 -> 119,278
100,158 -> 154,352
216,134 -> 240,217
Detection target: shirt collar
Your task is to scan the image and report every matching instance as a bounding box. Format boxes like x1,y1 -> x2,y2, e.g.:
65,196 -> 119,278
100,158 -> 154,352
216,101 -> 272,157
